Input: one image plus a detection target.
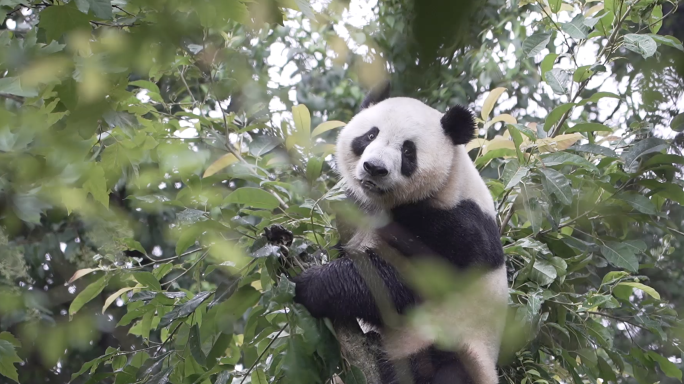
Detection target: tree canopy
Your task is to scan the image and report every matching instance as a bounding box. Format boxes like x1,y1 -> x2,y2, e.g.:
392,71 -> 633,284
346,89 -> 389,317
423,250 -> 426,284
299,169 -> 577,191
1,0 -> 684,383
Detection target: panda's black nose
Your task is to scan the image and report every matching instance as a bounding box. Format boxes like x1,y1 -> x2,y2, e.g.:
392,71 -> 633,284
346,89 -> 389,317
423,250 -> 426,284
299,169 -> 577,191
363,161 -> 389,177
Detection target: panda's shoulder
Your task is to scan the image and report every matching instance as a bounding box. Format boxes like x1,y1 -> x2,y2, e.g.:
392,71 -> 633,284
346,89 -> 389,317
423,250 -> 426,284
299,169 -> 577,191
392,198 -> 497,228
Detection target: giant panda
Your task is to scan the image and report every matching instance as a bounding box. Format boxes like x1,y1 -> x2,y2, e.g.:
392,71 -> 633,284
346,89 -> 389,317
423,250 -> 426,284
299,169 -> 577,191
293,82 -> 508,384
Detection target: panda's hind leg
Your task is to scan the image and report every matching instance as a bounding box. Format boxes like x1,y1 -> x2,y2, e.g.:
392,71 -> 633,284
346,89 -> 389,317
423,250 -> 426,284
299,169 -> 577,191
449,342 -> 499,384
430,348 -> 473,384
376,346 -> 473,384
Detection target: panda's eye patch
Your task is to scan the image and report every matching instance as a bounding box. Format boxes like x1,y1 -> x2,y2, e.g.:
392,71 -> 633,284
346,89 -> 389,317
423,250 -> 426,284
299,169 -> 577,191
401,140 -> 418,177
351,127 -> 379,157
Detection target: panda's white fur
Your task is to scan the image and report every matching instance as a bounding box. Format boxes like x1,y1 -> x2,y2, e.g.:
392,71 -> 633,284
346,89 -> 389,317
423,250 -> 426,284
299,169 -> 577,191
338,98 -> 507,384
293,86 -> 508,384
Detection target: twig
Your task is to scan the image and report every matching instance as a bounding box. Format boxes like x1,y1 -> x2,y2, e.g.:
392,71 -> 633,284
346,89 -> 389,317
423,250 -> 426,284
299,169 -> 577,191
637,2 -> 679,33
238,325 -> 287,384
538,2 -> 579,67
161,251 -> 208,286
500,206 -> 516,236
113,4 -> 135,17
177,67 -> 198,105
152,246 -> 208,264
0,93 -> 25,102
548,1 -> 637,138
586,311 -> 649,330
89,20 -> 137,28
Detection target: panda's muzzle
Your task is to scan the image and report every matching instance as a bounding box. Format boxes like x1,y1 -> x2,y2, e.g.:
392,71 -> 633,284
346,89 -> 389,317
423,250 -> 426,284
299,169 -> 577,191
358,160 -> 389,194
359,179 -> 384,194
363,161 -> 389,177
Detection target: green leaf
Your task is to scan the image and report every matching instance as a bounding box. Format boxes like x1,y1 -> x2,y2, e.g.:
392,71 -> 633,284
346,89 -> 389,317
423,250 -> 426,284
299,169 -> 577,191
540,152 -> 598,173
622,138 -> 668,173
12,193 -> 50,224
69,275 -> 107,316
249,136 -> 281,157
158,291 -> 212,328
176,227 -> 199,256
649,5 -> 663,34
197,0 -> 250,26
565,122 -> 612,134
540,168 -> 572,205
571,143 -> 617,157
130,80 -> 161,95
217,286 -> 260,320
189,324 -> 206,366
587,319 -> 613,348
292,104 -> 311,143
294,0 -> 316,19
670,114 -> 684,132
219,0 -> 250,23
252,369 -> 268,384
203,154 -> 238,178
75,0 -> 112,19
530,259 -> 557,286
623,34 -> 657,59
577,92 -> 620,106
544,69 -> 571,95
647,351 -> 683,381
207,333 -> 233,369
600,242 -> 638,272
0,77 -> 38,97
649,34 -> 684,52
84,165 -> 109,209
481,87 -> 507,121
111,354 -> 127,370
523,32 -> 552,57
562,15 -> 589,39
306,156 -> 323,182
615,192 -> 657,215
507,125 -> 525,162
540,53 -> 558,77
474,148 -> 517,166
38,4 -> 93,43
224,187 -> 280,210
618,282 -> 660,300
543,103 -> 574,132
0,340 -> 21,383
72,354 -> 113,381
147,367 -> 173,384
502,160 -> 530,189
548,0 -> 561,13
573,66 -> 593,82
340,365 -> 367,384
520,184 -> 542,234
122,238 -> 146,255
507,123 -> 537,140
282,337 -> 320,384
134,272 -> 162,291
624,240 -> 647,253
311,120 -> 346,137
601,271 -> 630,286
0,333 -> 20,349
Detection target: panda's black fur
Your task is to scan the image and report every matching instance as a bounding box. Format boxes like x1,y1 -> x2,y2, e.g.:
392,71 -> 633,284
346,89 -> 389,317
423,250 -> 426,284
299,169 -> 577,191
293,82 -> 506,384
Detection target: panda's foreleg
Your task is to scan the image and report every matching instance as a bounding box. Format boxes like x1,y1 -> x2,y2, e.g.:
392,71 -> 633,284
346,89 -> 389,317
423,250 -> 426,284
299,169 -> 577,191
293,250 -> 416,326
446,342 -> 499,384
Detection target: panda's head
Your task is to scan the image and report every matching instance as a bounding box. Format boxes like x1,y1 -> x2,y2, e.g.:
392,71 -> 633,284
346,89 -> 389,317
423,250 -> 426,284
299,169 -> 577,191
336,82 -> 477,209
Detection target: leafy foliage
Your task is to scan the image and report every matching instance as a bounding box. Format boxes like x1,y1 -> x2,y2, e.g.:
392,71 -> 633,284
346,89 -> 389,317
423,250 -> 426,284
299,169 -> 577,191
1,0 -> 683,383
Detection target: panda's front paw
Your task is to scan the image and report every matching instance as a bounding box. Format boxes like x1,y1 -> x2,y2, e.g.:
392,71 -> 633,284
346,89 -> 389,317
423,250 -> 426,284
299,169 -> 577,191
292,269 -> 327,319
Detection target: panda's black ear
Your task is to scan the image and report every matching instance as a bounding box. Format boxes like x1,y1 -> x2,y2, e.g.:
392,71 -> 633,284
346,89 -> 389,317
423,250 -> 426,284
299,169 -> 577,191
360,80 -> 391,110
441,105 -> 476,146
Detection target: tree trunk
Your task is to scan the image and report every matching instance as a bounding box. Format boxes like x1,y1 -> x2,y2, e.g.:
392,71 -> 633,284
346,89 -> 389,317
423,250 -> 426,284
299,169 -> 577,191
336,325 -> 383,384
